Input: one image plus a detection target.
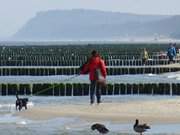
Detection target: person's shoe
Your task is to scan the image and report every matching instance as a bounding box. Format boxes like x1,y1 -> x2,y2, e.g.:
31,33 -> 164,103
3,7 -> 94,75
90,101 -> 94,105
97,101 -> 102,105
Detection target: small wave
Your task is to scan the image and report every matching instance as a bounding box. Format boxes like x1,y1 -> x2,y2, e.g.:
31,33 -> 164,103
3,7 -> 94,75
0,104 -> 15,108
16,121 -> 27,125
0,102 -> 34,113
65,126 -> 71,130
148,73 -> 156,76
167,75 -> 177,79
27,102 -> 34,107
0,102 -> 34,107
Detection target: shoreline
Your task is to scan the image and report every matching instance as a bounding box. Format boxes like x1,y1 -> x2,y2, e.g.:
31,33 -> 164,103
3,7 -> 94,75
15,98 -> 180,124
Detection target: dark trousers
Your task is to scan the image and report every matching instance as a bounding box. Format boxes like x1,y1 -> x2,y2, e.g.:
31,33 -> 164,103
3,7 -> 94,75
168,56 -> 175,64
90,81 -> 101,103
142,58 -> 147,65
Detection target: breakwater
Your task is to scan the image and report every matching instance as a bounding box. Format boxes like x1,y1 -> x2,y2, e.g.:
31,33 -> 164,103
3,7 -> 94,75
1,83 -> 180,96
0,66 -> 180,76
0,43 -> 180,96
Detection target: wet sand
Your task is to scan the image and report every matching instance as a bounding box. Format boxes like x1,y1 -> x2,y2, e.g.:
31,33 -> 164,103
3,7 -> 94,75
15,98 -> 180,124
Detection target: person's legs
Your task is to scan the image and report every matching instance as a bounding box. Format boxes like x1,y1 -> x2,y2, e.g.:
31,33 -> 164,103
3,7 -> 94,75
172,56 -> 175,63
96,83 -> 101,104
142,58 -> 148,65
90,81 -> 96,104
142,58 -> 146,65
168,56 -> 173,64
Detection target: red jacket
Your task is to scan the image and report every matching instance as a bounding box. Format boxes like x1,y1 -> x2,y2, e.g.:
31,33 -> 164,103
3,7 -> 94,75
81,55 -> 107,81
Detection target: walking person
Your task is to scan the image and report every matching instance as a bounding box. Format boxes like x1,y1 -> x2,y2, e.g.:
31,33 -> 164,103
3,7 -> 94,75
167,43 -> 176,64
141,48 -> 149,65
80,50 -> 107,105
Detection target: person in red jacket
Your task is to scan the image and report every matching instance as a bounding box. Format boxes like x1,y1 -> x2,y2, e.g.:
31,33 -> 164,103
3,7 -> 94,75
80,50 -> 107,104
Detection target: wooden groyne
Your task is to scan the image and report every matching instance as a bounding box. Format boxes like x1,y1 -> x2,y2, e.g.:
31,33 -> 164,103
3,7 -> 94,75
1,83 -> 180,96
1,59 -> 180,66
0,44 -> 180,66
0,66 -> 180,76
0,44 -> 180,96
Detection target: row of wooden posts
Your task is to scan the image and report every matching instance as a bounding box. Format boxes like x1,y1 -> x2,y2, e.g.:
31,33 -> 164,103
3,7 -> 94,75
0,59 -> 180,66
0,53 -> 170,61
1,83 -> 180,96
0,66 -> 180,76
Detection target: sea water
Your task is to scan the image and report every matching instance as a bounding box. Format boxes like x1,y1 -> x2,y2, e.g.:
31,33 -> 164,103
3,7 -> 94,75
1,96 -> 180,135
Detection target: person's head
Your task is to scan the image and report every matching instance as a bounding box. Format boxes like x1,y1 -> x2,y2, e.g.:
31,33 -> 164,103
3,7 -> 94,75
169,43 -> 173,47
91,50 -> 98,57
173,43 -> 176,47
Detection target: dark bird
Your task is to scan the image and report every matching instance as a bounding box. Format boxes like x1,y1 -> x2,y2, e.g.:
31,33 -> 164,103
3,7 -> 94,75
91,123 -> 109,134
133,119 -> 150,135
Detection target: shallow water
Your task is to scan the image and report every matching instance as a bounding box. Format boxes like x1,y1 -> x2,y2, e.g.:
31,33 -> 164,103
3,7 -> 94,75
1,96 -> 180,135
0,71 -> 180,84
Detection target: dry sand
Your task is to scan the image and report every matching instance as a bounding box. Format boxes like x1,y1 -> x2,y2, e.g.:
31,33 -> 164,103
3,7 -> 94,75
15,98 -> 180,124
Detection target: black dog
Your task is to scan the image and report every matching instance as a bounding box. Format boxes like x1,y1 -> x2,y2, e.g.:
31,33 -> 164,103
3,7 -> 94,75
16,94 -> 28,111
91,123 -> 109,134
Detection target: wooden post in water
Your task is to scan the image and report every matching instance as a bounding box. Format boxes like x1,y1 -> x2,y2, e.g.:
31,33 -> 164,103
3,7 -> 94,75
64,83 -> 67,96
30,84 -> 33,96
52,83 -> 55,96
125,84 -> 127,94
23,85 -> 26,95
0,68 -> 2,76
6,84 -> 8,96
66,83 -> 72,96
133,83 -> 138,94
0,84 -> 2,96
72,83 -> 74,96
16,84 -> 20,95
170,83 -> 172,96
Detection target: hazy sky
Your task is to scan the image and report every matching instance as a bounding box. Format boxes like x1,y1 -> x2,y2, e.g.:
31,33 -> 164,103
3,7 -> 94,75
0,0 -> 180,38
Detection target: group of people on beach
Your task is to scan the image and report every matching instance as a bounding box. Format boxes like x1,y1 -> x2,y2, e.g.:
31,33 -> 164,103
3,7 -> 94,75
141,43 -> 178,65
142,43 -> 179,65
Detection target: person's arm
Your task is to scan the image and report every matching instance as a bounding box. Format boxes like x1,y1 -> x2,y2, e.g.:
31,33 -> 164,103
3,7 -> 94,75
80,62 -> 89,74
173,47 -> 176,56
146,51 -> 149,59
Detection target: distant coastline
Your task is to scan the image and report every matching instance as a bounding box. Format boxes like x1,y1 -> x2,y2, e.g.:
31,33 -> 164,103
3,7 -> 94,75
1,38 -> 180,46
10,9 -> 180,41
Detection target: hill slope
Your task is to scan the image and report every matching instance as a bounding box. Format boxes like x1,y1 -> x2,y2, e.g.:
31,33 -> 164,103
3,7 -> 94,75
13,9 -> 180,40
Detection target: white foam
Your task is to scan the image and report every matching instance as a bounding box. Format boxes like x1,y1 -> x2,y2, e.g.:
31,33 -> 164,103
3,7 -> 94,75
27,102 -> 34,107
167,75 -> 177,78
148,73 -> 156,76
167,74 -> 180,79
65,126 -> 71,130
16,121 -> 27,125
0,104 -> 15,108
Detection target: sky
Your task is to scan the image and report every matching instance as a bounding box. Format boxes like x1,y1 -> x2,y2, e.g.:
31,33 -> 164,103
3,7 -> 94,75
0,0 -> 180,38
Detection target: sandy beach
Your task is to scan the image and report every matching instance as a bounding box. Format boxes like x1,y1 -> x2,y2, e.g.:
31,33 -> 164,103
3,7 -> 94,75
15,98 -> 180,124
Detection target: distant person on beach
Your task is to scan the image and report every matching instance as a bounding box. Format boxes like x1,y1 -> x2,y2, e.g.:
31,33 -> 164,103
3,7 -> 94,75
167,43 -> 176,64
80,50 -> 107,105
174,43 -> 179,54
141,48 -> 149,65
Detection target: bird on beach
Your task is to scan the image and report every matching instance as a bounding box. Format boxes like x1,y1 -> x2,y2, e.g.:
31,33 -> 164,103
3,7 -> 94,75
133,119 -> 150,135
91,123 -> 109,134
